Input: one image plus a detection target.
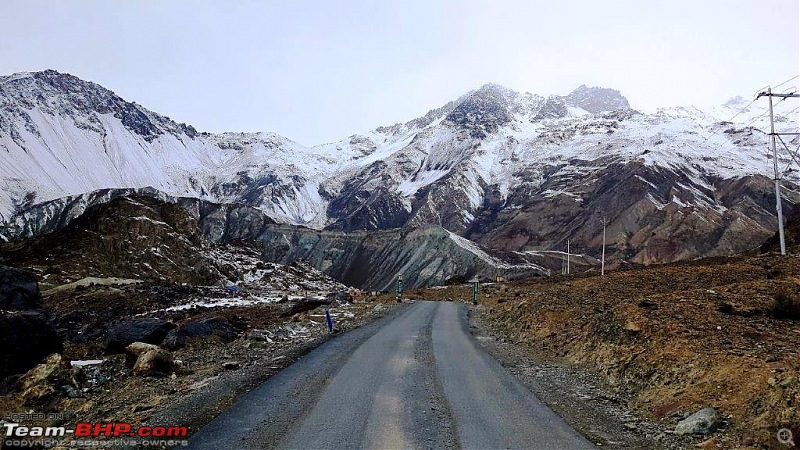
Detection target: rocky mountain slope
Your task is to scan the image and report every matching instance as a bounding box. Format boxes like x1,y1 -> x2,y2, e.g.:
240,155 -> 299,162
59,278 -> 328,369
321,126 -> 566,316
1,70 -> 798,269
0,194 -> 339,292
0,192 -> 542,290
259,224 -> 546,291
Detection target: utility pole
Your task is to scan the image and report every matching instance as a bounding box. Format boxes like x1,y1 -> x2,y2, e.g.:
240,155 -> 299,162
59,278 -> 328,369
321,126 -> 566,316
601,217 -> 606,276
566,239 -> 570,275
756,87 -> 800,256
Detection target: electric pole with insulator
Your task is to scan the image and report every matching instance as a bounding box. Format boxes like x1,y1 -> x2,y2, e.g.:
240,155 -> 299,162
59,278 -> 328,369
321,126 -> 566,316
756,87 -> 800,255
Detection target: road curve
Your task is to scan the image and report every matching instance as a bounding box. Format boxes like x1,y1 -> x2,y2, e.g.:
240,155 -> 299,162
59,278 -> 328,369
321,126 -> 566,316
187,301 -> 595,449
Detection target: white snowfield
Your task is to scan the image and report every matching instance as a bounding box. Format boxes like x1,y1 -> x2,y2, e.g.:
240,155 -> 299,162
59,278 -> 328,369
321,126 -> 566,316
0,71 -> 797,231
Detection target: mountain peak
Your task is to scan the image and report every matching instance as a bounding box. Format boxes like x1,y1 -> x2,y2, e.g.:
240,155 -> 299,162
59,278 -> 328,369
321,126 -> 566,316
0,69 -> 199,141
445,84 -> 516,137
565,85 -> 630,113
473,83 -> 514,96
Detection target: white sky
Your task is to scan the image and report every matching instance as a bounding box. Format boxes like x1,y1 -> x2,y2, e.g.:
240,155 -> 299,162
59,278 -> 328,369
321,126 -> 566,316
0,0 -> 797,146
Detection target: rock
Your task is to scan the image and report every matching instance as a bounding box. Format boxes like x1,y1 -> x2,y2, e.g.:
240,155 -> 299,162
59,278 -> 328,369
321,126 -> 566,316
127,343 -> 174,376
125,342 -> 160,356
326,291 -> 351,304
161,317 -> 239,350
245,329 -> 274,342
696,437 -> 720,448
0,266 -> 41,310
675,407 -> 718,435
281,298 -> 331,317
61,385 -> 82,398
624,321 -> 642,333
0,310 -> 63,378
373,304 -> 386,313
222,361 -> 240,370
18,354 -> 71,402
106,318 -> 176,354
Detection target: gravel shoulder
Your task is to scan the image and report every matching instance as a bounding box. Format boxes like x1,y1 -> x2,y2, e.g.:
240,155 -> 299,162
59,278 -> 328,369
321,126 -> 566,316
468,304 -> 689,449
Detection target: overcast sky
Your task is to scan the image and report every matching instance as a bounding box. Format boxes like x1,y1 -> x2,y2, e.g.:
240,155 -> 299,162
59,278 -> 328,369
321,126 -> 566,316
0,0 -> 797,146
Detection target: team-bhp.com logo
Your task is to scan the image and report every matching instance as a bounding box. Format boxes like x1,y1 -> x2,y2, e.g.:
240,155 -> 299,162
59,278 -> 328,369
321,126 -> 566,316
4,422 -> 187,438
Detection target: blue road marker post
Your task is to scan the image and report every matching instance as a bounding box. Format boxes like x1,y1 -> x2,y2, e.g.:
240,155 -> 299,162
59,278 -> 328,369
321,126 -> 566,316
325,308 -> 334,332
471,278 -> 479,305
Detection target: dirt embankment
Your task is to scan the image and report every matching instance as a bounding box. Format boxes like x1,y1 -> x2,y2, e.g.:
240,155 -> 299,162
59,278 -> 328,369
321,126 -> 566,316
0,281 -> 397,444
408,254 -> 800,449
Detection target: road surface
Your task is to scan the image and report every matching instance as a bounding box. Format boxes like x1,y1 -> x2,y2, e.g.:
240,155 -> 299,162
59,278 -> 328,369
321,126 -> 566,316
187,301 -> 595,449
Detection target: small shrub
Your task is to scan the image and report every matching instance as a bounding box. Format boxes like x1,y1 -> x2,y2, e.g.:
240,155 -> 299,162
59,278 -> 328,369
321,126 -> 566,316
771,289 -> 800,320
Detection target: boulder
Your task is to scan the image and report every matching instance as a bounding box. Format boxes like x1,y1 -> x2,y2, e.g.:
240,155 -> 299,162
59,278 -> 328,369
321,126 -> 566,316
125,342 -> 160,356
18,354 -> 70,402
222,361 -> 240,370
0,266 -> 41,310
106,318 -> 176,354
0,311 -> 63,378
675,407 -> 718,435
126,342 -> 174,376
326,291 -> 351,304
161,317 -> 239,350
281,298 -> 330,317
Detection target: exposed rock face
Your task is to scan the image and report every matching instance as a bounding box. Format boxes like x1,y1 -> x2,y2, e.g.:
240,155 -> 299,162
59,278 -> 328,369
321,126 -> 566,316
0,265 -> 41,310
466,163 -> 795,265
259,224 -> 545,290
0,311 -> 63,378
1,187 -> 276,243
106,319 -> 176,354
161,317 -> 240,350
0,194 -> 273,285
445,84 -> 515,138
533,95 -> 569,120
565,85 -> 631,113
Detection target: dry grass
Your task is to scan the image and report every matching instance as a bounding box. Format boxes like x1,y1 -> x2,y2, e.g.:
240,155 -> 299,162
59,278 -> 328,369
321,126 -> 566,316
408,254 -> 800,449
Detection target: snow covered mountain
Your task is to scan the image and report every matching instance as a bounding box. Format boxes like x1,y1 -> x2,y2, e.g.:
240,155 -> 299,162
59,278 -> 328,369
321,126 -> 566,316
1,69 -> 798,266
0,70 -> 347,225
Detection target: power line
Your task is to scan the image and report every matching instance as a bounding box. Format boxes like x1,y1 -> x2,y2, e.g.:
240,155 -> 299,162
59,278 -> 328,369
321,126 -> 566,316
755,88 -> 800,256
739,96 -> 792,131
772,74 -> 800,90
725,97 -> 758,122
784,106 -> 800,116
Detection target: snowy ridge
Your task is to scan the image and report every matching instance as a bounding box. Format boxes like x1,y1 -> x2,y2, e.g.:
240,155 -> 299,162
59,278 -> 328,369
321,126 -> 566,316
1,70 -> 798,244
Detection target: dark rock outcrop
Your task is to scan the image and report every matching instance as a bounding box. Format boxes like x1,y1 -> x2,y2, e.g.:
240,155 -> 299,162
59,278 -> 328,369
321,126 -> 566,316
161,317 -> 240,350
445,84 -> 514,138
0,311 -> 63,378
0,265 -> 41,310
259,224 -> 545,290
282,298 -> 331,317
106,318 -> 176,354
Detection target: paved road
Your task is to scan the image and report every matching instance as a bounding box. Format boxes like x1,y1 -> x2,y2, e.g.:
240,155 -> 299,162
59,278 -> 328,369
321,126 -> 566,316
187,301 -> 595,449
